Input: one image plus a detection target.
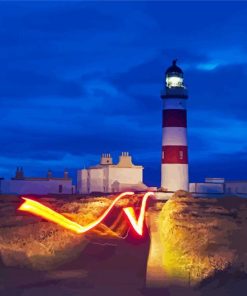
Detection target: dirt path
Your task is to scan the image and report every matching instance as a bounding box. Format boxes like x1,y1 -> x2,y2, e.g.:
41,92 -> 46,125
0,229 -> 150,296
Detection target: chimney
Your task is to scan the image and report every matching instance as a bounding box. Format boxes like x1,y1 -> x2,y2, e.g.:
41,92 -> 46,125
47,169 -> 52,179
15,167 -> 20,179
18,167 -> 24,179
14,167 -> 24,180
100,153 -> 113,165
64,169 -> 69,179
117,152 -> 133,167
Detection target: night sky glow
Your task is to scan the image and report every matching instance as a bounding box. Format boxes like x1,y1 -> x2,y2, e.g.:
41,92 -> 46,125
1,1 -> 247,185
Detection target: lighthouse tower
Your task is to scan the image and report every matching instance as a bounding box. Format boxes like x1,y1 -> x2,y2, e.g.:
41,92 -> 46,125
161,60 -> 188,193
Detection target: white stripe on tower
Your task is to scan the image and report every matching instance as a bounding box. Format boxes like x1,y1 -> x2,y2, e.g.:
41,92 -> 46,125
161,60 -> 189,193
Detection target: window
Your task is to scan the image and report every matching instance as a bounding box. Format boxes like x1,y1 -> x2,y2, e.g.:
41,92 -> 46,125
179,150 -> 183,160
59,185 -> 63,193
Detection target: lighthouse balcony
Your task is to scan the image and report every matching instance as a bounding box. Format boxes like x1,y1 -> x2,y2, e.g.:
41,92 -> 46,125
161,87 -> 188,99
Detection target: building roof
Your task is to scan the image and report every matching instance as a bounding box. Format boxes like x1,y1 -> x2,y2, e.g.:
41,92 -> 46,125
225,180 -> 247,183
11,177 -> 72,181
166,59 -> 183,75
87,152 -> 143,170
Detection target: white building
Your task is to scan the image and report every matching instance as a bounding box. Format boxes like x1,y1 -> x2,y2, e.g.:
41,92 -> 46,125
225,180 -> 247,195
0,168 -> 75,195
77,152 -> 147,194
189,177 -> 247,196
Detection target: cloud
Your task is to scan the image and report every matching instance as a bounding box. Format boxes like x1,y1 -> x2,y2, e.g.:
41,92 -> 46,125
0,1 -> 246,184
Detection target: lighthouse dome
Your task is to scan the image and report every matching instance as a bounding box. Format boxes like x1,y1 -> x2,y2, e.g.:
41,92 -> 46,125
165,60 -> 185,89
166,59 -> 183,75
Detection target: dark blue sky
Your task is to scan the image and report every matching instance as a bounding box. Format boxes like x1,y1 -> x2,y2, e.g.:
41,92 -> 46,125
0,1 -> 246,185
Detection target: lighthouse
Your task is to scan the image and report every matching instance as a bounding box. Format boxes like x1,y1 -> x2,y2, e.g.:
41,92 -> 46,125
160,60 -> 189,193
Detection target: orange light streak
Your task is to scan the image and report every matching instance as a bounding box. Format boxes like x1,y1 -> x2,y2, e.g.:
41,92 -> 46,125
123,192 -> 153,235
19,197 -> 86,234
18,191 -> 154,236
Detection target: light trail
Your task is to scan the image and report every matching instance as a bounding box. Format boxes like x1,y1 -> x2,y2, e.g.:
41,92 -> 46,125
18,192 -> 154,236
123,192 -> 153,236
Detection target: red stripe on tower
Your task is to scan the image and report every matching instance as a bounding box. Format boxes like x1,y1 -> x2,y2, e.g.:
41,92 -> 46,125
162,146 -> 188,164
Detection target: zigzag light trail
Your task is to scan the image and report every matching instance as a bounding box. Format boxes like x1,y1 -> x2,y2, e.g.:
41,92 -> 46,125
123,192 -> 154,235
18,192 -> 154,236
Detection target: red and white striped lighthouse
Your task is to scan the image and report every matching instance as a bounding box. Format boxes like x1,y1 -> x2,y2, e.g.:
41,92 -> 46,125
161,60 -> 188,192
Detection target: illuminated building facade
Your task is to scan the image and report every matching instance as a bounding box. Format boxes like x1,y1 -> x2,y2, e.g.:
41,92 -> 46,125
161,60 -> 189,192
77,152 -> 147,193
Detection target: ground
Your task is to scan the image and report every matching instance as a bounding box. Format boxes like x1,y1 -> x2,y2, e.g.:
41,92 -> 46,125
2,193 -> 247,296
1,237 -> 150,296
0,194 -> 150,296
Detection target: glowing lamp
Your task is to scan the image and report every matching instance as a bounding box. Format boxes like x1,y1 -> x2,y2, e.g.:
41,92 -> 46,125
165,59 -> 185,89
166,76 -> 183,88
